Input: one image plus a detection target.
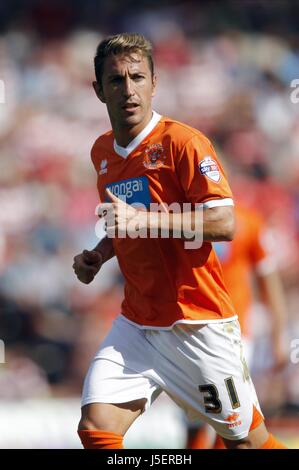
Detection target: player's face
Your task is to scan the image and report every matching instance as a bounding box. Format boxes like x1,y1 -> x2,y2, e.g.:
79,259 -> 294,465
94,52 -> 156,141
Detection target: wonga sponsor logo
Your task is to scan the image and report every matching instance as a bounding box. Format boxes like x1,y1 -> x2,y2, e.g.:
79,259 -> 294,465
106,176 -> 151,208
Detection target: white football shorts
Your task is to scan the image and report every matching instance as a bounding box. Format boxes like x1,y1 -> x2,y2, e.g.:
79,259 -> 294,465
81,315 -> 263,440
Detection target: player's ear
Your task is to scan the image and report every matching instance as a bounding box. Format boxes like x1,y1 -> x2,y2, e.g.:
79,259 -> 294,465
93,81 -> 106,103
151,74 -> 157,98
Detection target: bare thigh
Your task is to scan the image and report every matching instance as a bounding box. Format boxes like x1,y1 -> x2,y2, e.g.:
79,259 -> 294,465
78,398 -> 147,436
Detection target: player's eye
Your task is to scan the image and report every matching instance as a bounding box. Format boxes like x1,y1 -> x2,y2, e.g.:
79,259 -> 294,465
133,75 -> 144,81
110,77 -> 122,83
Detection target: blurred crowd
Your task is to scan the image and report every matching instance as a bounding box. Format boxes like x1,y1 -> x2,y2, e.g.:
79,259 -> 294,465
0,1 -> 299,420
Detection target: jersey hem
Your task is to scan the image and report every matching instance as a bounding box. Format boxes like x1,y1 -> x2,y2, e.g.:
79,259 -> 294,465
119,314 -> 238,330
216,429 -> 253,441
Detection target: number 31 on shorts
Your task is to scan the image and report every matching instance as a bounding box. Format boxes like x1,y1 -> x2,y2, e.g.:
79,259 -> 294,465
199,377 -> 240,413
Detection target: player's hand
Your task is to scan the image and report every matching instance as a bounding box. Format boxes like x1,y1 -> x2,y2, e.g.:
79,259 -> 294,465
72,249 -> 103,284
97,188 -> 147,237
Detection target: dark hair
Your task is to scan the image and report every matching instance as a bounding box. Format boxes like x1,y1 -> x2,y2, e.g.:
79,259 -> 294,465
94,33 -> 154,87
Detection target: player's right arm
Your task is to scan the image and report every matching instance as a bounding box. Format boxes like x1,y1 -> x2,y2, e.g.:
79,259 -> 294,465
72,236 -> 115,284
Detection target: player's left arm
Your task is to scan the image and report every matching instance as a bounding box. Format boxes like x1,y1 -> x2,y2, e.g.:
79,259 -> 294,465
163,204 -> 235,242
102,189 -> 234,242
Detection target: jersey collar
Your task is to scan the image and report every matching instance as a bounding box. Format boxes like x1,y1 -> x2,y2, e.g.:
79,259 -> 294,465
113,110 -> 162,159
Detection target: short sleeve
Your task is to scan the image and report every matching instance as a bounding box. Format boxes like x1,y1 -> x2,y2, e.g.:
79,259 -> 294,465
176,134 -> 234,208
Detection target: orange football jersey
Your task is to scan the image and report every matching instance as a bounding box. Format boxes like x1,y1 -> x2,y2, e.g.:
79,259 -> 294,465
213,205 -> 270,336
91,112 -> 236,328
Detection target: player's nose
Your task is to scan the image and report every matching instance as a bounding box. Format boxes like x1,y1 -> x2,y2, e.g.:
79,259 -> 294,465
123,76 -> 134,98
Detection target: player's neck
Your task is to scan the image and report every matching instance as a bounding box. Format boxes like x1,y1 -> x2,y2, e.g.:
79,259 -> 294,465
113,111 -> 153,148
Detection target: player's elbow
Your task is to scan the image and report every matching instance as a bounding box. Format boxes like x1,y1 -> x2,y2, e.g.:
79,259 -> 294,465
209,206 -> 235,241
222,224 -> 234,241
221,212 -> 235,241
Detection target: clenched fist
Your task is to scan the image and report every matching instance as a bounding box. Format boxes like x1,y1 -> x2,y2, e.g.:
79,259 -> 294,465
72,249 -> 103,284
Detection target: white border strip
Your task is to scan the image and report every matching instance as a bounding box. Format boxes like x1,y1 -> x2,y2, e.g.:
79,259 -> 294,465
202,198 -> 234,209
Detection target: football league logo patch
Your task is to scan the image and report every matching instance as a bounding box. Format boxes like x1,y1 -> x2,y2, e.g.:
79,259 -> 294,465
199,156 -> 221,183
143,143 -> 166,169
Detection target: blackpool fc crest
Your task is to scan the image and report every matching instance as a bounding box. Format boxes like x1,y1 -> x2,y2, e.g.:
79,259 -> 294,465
143,144 -> 166,169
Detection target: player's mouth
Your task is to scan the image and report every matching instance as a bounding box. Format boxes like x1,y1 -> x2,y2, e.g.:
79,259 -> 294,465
122,103 -> 140,113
